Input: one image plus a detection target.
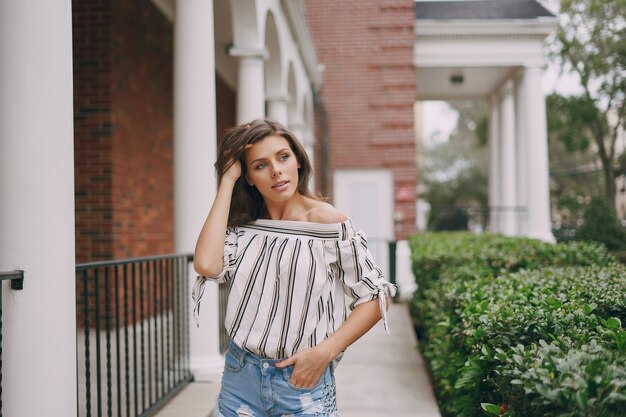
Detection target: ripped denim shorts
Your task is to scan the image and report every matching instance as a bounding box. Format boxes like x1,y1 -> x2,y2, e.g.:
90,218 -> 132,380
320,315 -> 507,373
217,340 -> 340,417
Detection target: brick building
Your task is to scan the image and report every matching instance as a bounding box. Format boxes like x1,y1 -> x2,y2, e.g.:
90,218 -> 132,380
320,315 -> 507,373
72,0 -> 420,266
73,0 -> 242,263
73,0 -> 176,262
305,0 -> 418,241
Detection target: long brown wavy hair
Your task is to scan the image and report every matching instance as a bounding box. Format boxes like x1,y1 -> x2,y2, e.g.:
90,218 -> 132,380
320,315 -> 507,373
216,119 -> 318,226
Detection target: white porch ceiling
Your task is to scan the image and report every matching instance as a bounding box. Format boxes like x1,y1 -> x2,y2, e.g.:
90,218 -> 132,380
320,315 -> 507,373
413,18 -> 556,101
416,66 -> 514,100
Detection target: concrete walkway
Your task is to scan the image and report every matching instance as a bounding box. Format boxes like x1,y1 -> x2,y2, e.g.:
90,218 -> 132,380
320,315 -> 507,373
154,303 -> 441,417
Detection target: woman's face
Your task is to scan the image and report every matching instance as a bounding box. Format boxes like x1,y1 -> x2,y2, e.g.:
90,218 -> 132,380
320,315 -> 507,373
245,135 -> 301,204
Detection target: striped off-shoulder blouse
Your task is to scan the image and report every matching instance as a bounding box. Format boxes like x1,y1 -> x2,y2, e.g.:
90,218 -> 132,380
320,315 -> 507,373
192,218 -> 396,361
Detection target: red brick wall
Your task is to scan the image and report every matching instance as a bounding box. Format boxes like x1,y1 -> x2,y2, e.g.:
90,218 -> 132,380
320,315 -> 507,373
304,0 -> 417,239
73,0 -> 174,262
73,1 -> 237,328
216,76 -> 237,143
111,0 -> 174,259
73,0 -> 114,262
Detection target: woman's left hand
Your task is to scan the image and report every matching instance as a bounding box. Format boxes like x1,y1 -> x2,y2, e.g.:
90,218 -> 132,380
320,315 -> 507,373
274,344 -> 334,389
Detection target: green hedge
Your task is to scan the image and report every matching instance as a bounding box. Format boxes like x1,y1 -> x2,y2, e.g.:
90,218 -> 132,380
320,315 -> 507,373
410,233 -> 613,338
411,232 -> 613,287
410,233 -> 626,417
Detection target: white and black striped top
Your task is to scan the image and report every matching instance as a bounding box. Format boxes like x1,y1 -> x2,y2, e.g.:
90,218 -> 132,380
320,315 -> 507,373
192,218 -> 396,360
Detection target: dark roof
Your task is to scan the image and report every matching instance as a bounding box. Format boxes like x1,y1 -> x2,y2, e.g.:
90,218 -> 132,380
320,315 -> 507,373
415,0 -> 555,20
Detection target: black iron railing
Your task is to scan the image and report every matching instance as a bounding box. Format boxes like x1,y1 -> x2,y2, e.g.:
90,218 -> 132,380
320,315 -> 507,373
0,270 -> 25,417
76,254 -> 193,417
218,282 -> 229,354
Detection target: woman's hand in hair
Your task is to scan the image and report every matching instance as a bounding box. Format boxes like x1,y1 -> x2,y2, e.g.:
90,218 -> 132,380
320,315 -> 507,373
222,145 -> 251,185
222,159 -> 242,184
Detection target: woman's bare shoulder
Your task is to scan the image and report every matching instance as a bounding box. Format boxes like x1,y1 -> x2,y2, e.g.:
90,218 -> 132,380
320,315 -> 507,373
306,201 -> 348,224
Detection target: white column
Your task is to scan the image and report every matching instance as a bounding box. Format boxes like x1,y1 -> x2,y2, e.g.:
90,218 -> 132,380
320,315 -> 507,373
174,0 -> 223,381
523,66 -> 555,242
290,120 -> 305,146
488,95 -> 501,233
267,92 -> 290,125
515,74 -> 528,235
290,119 -> 315,188
304,124 -> 316,190
499,80 -> 517,236
230,46 -> 268,123
0,1 -> 76,416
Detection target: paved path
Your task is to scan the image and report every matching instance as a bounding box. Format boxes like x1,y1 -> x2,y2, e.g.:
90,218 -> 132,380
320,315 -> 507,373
334,303 -> 441,417
154,303 -> 441,417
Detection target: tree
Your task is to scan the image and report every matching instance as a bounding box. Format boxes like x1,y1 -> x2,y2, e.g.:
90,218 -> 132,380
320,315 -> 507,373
577,195 -> 626,250
421,101 -> 489,230
552,0 -> 626,205
546,93 -> 604,234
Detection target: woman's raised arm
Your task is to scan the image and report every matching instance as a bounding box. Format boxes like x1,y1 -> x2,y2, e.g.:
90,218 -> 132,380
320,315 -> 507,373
193,160 -> 241,277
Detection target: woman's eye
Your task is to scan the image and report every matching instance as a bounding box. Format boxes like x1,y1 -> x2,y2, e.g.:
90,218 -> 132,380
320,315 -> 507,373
280,154 -> 289,161
255,163 -> 267,170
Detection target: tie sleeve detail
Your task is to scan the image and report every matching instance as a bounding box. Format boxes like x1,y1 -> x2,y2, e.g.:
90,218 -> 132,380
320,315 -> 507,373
337,225 -> 397,334
192,227 -> 239,327
375,280 -> 397,334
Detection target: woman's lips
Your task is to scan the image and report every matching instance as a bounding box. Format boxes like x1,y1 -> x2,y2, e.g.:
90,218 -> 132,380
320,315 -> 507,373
271,180 -> 289,191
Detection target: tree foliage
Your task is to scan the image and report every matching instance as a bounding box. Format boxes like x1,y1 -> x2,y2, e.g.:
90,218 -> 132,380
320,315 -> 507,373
577,195 -> 626,250
546,93 -> 604,235
421,101 -> 489,230
547,93 -> 596,153
552,0 -> 626,204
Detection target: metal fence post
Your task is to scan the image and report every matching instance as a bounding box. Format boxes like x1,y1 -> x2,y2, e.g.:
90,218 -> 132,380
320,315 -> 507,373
387,241 -> 398,302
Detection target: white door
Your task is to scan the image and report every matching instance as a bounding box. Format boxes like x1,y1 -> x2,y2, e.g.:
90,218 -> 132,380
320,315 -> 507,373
333,169 -> 394,276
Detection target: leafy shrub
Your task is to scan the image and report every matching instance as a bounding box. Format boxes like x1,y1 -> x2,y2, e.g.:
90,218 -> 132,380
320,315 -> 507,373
577,196 -> 626,250
471,268 -> 626,417
552,223 -> 577,243
410,233 -> 612,334
410,233 -> 613,285
490,339 -> 626,417
409,233 -> 625,417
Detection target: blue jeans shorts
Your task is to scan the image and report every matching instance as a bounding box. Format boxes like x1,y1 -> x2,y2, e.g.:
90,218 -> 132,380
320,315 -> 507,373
217,340 -> 341,417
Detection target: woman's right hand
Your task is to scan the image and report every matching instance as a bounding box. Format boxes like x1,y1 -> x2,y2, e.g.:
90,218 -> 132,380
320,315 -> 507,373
196,157 -> 242,277
222,159 -> 242,184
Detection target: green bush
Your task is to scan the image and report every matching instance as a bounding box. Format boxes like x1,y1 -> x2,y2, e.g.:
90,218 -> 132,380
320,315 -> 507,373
409,233 -> 625,417
410,232 -> 613,285
409,233 -> 613,335
466,267 -> 626,417
577,196 -> 626,250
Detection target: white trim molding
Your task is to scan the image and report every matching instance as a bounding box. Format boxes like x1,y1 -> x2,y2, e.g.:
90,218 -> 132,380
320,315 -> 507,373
414,18 -> 557,38
281,0 -> 323,89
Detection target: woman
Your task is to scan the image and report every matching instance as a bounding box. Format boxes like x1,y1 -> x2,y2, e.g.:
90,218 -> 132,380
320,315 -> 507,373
193,119 -> 396,417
